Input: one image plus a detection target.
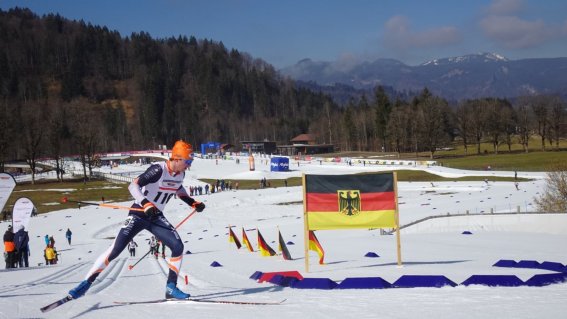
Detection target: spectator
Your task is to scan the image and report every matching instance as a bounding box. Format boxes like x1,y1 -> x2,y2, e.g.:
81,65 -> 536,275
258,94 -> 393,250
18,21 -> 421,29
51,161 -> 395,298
149,236 -> 158,259
43,246 -> 48,265
3,225 -> 15,269
66,228 -> 72,245
14,225 -> 29,268
45,244 -> 57,265
44,234 -> 49,247
128,239 -> 138,257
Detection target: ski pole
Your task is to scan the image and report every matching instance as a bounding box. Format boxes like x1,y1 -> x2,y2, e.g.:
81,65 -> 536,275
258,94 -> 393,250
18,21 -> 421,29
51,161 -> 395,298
61,197 -> 144,212
128,208 -> 198,270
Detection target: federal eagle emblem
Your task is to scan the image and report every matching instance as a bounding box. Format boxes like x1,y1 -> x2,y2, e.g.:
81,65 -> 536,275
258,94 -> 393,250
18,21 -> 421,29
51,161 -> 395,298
338,190 -> 361,216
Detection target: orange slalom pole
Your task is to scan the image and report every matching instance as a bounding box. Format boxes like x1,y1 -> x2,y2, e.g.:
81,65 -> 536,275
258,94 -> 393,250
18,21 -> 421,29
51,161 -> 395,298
61,197 -> 144,212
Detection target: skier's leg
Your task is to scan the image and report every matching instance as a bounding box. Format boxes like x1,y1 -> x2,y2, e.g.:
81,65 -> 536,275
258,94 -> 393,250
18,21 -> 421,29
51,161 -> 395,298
69,215 -> 146,298
151,216 -> 188,299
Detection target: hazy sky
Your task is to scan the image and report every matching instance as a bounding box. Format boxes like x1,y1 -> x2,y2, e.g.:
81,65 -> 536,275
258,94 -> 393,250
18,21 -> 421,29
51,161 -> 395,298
2,0 -> 566,68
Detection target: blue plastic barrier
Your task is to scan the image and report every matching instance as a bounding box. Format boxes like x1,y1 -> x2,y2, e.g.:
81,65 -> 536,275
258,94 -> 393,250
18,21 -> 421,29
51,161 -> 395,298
492,259 -> 517,268
461,275 -> 524,287
290,278 -> 338,290
250,271 -> 263,280
364,252 -> 380,258
525,273 -> 567,287
515,260 -> 540,269
210,261 -> 222,267
393,275 -> 457,288
538,261 -> 566,272
268,275 -> 299,287
336,277 -> 392,289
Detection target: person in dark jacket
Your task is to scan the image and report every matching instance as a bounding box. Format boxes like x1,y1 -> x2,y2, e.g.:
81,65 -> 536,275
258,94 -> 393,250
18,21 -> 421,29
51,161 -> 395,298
3,225 -> 15,269
14,225 -> 30,267
66,228 -> 72,245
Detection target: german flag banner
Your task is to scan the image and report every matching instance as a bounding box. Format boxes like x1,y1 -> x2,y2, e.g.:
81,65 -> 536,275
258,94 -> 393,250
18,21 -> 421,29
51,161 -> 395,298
257,229 -> 276,257
242,228 -> 254,252
228,226 -> 241,249
303,172 -> 398,230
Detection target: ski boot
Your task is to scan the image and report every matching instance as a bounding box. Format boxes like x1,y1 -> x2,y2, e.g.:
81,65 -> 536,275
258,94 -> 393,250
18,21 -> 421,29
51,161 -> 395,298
165,282 -> 190,299
68,280 -> 92,299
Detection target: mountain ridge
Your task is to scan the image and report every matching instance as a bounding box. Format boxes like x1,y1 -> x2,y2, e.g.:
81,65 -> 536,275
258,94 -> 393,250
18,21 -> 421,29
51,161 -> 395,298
280,53 -> 567,100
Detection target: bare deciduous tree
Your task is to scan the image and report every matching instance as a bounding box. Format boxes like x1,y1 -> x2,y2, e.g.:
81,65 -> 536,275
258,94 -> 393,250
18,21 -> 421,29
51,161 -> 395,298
0,99 -> 14,172
534,163 -> 567,212
547,96 -> 565,150
21,102 -> 44,184
531,95 -> 551,151
455,101 -> 473,156
69,101 -> 101,183
515,98 -> 533,153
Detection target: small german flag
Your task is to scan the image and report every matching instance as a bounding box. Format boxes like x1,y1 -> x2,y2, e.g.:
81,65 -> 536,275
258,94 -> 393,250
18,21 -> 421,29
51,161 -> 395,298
228,226 -> 241,249
257,229 -> 276,257
278,230 -> 292,260
305,172 -> 396,230
308,231 -> 325,264
242,227 -> 254,252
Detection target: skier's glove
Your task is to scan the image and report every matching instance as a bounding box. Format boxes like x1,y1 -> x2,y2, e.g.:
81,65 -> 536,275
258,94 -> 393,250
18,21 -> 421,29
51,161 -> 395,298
193,201 -> 206,212
141,199 -> 159,218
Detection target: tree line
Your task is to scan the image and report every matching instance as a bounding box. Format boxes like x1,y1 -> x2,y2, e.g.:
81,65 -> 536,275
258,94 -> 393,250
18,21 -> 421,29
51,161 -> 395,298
341,87 -> 565,158
0,8 -> 565,183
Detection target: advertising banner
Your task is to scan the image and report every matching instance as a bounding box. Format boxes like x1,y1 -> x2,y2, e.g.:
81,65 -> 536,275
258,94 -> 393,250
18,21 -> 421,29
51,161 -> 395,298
0,172 -> 16,213
12,197 -> 35,231
270,157 -> 289,172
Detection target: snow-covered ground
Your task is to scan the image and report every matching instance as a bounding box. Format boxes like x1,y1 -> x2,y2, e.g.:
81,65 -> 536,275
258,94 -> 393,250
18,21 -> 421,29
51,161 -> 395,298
1,156 -> 566,319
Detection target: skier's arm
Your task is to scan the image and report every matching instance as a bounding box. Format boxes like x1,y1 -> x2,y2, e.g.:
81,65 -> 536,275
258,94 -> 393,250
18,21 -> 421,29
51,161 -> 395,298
177,187 -> 206,212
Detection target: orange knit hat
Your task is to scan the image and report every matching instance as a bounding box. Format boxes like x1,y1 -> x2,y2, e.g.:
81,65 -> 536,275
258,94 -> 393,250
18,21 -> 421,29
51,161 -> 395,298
171,140 -> 193,160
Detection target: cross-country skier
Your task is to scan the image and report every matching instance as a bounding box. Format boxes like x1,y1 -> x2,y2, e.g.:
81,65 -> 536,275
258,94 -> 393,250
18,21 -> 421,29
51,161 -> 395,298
68,140 -> 205,300
128,239 -> 138,257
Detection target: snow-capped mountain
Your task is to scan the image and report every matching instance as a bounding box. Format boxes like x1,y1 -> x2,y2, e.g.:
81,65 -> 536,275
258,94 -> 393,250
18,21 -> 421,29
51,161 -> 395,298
421,52 -> 509,66
280,53 -> 567,100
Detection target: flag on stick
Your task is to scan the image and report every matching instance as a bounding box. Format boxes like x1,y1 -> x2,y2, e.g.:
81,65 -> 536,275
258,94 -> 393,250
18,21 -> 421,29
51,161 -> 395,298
242,228 -> 254,252
257,229 -> 276,257
304,173 -> 396,230
308,230 -> 325,264
228,226 -> 241,249
278,230 -> 292,260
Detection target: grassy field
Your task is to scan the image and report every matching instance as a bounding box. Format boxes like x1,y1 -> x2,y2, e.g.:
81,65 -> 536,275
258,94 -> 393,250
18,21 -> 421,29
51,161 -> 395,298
5,178 -> 131,215
439,151 -> 567,171
319,136 -> 567,172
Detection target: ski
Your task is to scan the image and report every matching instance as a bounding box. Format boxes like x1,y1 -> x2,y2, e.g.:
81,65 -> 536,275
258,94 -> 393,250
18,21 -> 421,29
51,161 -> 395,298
40,295 -> 73,313
114,297 -> 286,306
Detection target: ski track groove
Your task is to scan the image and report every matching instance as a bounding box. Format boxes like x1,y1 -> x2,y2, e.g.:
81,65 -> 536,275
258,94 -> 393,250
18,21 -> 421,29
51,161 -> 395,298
154,256 -> 170,278
88,257 -> 128,295
0,262 -> 90,295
